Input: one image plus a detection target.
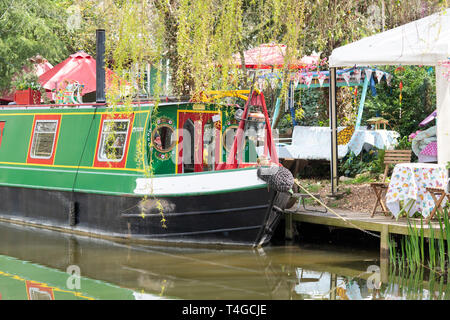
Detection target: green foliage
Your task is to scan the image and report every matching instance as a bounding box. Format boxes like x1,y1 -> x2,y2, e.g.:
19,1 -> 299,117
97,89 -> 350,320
364,66 -> 436,138
395,135 -> 412,150
389,208 -> 450,274
12,71 -> 42,91
339,149 -> 384,178
294,87 -> 328,127
0,0 -> 70,90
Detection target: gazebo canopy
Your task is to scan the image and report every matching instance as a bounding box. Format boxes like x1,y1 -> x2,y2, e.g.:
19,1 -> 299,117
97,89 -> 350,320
328,9 -> 450,165
329,10 -> 450,67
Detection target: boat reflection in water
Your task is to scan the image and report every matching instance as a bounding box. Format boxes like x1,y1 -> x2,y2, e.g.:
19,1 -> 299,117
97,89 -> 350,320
0,221 -> 448,300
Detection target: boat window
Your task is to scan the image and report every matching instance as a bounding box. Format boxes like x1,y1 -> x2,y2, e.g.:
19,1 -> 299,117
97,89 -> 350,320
30,120 -> 59,159
98,119 -> 130,162
152,124 -> 176,153
182,119 -> 194,173
203,121 -> 217,171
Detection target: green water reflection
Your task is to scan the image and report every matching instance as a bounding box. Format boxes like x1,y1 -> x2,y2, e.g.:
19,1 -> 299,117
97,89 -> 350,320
0,222 -> 448,300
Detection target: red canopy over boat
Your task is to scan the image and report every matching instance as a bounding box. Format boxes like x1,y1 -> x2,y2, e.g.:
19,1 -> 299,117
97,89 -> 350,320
233,43 -> 320,70
39,51 -> 125,95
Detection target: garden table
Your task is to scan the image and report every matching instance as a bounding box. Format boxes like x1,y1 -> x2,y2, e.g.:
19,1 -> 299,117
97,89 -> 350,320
385,163 -> 448,219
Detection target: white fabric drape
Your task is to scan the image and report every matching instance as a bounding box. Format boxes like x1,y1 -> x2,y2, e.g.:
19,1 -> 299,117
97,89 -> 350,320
329,9 -> 450,165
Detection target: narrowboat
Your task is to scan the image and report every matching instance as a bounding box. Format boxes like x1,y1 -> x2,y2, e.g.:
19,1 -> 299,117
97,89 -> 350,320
0,30 -> 292,248
0,95 -> 293,247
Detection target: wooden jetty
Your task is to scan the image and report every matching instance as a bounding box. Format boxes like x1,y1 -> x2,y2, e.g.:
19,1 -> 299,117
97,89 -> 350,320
284,207 -> 447,258
284,206 -> 449,284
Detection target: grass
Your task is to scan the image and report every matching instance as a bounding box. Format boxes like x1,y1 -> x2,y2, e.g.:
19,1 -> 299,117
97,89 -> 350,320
340,175 -> 375,185
388,208 -> 450,275
304,182 -> 322,193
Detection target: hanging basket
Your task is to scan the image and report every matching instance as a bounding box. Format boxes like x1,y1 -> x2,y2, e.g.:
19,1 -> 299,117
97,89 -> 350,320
14,89 -> 41,105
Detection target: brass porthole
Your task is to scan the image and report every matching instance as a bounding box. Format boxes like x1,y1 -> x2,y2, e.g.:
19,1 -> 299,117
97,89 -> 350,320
152,123 -> 176,153
222,125 -> 238,152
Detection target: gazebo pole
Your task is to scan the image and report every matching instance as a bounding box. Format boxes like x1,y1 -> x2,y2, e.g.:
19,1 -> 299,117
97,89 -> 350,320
288,80 -> 297,127
271,97 -> 281,130
329,67 -> 339,196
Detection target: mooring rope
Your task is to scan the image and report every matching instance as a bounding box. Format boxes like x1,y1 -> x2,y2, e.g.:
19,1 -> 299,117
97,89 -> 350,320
293,179 -> 381,239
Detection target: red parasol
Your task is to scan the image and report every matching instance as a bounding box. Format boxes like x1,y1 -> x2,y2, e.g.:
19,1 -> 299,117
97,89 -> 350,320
39,51 -> 126,96
233,43 -> 320,70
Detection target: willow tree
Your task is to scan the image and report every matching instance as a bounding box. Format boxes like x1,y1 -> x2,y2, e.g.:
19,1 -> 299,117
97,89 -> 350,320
0,0 -> 70,90
62,0 -> 448,131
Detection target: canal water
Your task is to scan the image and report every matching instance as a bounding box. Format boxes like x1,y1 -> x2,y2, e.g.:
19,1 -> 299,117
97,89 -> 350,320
0,221 -> 448,300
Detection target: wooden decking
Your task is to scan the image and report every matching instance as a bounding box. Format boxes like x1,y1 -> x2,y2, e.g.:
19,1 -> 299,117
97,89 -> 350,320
283,206 -> 448,284
284,206 -> 447,260
285,207 -> 445,237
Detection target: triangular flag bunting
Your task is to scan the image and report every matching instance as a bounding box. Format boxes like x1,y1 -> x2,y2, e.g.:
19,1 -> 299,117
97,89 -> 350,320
269,77 -> 277,90
304,73 -> 313,88
293,73 -> 300,89
318,72 -> 326,87
342,72 -> 351,85
364,68 -> 373,81
257,77 -> 265,90
386,74 -> 393,86
354,69 -> 362,84
375,70 -> 384,83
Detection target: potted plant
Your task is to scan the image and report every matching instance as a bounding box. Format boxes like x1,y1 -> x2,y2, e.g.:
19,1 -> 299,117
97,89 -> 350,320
12,72 -> 42,105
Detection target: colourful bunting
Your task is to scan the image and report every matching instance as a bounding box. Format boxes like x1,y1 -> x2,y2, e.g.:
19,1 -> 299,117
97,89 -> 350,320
375,70 -> 384,83
354,69 -> 362,84
364,68 -> 373,81
304,72 -> 313,88
342,72 -> 351,85
318,72 -> 326,87
386,74 -> 393,86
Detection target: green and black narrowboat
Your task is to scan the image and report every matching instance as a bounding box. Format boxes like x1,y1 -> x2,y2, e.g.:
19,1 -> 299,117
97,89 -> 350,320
0,31 -> 291,247
0,88 -> 293,247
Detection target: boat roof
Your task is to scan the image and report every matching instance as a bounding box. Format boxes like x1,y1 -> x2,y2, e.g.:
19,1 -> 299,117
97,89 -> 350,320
0,101 -> 193,111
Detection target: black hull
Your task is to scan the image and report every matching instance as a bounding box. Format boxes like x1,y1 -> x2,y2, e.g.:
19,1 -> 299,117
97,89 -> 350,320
0,185 -> 289,247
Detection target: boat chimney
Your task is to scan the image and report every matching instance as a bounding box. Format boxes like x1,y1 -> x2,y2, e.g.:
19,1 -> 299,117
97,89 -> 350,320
96,29 -> 106,104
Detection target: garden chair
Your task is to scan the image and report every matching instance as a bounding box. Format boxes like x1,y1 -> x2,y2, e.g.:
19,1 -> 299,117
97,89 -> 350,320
425,187 -> 450,223
370,149 -> 412,217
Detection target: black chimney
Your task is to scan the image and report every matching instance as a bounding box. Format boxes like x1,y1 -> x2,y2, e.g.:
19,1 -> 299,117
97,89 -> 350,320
96,29 -> 106,103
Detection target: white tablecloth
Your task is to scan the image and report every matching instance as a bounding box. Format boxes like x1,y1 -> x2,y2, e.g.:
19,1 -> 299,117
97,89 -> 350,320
385,163 -> 448,218
274,126 -> 400,160
347,129 -> 400,156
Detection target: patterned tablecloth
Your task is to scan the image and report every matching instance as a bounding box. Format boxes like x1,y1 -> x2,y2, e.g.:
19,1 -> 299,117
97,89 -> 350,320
385,163 -> 448,219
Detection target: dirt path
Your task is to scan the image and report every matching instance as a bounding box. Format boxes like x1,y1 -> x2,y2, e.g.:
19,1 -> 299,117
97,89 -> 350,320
292,179 -> 377,214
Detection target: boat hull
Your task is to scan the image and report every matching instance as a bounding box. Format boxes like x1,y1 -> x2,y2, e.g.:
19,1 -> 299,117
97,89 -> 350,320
0,184 -> 287,247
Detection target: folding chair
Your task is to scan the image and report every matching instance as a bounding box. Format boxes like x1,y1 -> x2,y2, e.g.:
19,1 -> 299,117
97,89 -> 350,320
370,150 -> 412,218
425,187 -> 450,223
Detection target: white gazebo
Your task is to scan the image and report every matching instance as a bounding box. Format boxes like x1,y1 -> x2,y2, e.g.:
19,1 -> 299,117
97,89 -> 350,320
327,9 -> 450,194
